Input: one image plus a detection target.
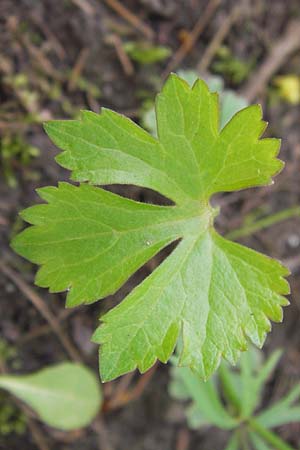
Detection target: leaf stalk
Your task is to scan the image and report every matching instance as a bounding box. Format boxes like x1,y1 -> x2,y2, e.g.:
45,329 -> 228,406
248,418 -> 297,450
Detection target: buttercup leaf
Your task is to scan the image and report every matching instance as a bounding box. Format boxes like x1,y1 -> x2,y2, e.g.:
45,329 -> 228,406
12,75 -> 290,382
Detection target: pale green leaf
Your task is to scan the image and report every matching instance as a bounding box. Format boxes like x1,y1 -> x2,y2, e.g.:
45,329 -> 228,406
186,403 -> 209,429
219,363 -> 242,412
12,74 -> 290,382
0,363 -> 102,430
219,348 -> 281,420
249,432 -> 272,450
256,384 -> 300,428
239,349 -> 282,419
221,90 -> 248,126
258,406 -> 300,428
169,365 -> 237,430
224,433 -> 240,450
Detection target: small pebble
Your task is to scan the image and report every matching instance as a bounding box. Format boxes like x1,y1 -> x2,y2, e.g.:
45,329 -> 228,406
287,234 -> 300,248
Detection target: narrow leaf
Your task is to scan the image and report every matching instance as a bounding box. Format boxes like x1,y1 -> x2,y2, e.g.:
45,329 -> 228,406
224,432 -> 240,450
169,366 -> 237,430
256,384 -> 300,428
249,432 -> 272,450
239,349 -> 281,419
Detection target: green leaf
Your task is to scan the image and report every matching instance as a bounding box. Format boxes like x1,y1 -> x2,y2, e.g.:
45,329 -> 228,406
185,403 -> 210,429
13,182 -> 201,307
12,74 -> 290,382
239,349 -> 282,419
248,418 -> 296,450
219,348 -> 281,420
141,72 -> 247,135
224,433 -> 240,450
175,72 -> 248,127
124,41 -> 171,64
256,384 -> 300,428
219,363 -> 242,413
249,432 -> 272,450
0,363 -> 102,430
94,231 -> 288,381
169,365 -> 237,430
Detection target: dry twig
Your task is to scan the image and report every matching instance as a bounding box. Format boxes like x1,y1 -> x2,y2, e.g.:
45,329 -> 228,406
241,20 -> 300,101
71,0 -> 95,16
109,34 -> 134,76
68,48 -> 90,91
176,428 -> 190,450
19,309 -> 77,344
103,0 -> 154,39
30,12 -> 66,60
92,417 -> 115,450
0,262 -> 82,363
20,35 -> 64,82
162,0 -> 221,78
103,363 -> 158,411
197,4 -> 242,73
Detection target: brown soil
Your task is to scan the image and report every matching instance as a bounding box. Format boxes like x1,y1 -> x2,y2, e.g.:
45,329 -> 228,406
1,1 -> 300,449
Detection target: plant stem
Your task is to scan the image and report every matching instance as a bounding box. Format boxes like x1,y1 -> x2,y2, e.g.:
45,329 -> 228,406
240,428 -> 251,450
248,418 -> 296,450
225,206 -> 300,241
219,364 -> 241,412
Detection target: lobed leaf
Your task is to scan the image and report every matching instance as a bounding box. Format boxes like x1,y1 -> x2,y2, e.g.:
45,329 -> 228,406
94,231 -> 288,381
13,182 -> 203,307
12,74 -> 290,382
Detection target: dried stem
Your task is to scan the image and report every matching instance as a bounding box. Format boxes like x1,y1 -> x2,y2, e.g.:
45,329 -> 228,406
0,261 -> 82,363
163,0 -> 221,78
103,0 -> 154,39
197,4 -> 242,73
241,20 -> 300,101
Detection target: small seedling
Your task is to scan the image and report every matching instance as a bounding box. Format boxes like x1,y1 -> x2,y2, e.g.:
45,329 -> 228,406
12,74 -> 290,382
212,46 -> 254,84
0,394 -> 27,436
1,134 -> 40,188
170,347 -> 300,450
124,41 -> 171,65
0,340 -> 26,437
0,363 -> 102,430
